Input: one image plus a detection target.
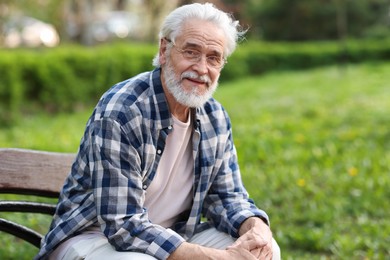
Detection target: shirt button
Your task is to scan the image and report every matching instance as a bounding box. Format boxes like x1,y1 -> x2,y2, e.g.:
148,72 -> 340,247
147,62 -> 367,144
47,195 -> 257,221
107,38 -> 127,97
157,149 -> 162,154
143,185 -> 147,190
168,125 -> 173,130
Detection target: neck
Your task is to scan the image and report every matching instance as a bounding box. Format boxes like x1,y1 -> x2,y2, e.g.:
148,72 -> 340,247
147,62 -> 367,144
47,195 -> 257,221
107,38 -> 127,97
171,105 -> 190,122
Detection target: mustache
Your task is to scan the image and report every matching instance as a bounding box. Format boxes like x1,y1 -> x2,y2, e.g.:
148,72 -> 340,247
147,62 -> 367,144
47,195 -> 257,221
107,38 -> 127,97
181,71 -> 211,84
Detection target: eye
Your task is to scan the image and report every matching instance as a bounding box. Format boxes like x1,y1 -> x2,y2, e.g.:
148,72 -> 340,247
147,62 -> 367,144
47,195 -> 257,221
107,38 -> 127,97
208,55 -> 220,62
183,49 -> 200,58
207,55 -> 222,65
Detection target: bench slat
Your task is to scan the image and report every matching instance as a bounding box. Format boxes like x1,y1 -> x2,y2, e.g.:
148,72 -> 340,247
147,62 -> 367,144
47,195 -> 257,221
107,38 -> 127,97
0,201 -> 56,215
0,148 -> 74,197
0,218 -> 42,248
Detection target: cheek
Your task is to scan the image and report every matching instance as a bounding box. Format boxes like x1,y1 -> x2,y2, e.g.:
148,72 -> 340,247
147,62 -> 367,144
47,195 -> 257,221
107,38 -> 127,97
210,71 -> 220,82
170,54 -> 202,74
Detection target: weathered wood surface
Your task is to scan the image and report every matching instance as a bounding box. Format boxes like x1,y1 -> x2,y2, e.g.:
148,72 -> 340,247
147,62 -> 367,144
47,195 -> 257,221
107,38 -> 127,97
0,148 -> 75,197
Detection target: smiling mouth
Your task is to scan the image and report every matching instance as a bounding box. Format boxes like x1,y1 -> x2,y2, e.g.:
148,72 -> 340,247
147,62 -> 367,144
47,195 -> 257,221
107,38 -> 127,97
184,77 -> 208,86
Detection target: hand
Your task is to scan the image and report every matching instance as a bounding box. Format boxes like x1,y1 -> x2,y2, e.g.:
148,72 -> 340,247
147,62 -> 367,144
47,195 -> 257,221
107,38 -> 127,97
224,246 -> 258,260
168,242 -> 257,260
227,217 -> 274,259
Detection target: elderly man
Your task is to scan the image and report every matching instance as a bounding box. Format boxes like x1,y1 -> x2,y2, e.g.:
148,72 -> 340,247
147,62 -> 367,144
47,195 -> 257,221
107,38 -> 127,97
36,3 -> 280,260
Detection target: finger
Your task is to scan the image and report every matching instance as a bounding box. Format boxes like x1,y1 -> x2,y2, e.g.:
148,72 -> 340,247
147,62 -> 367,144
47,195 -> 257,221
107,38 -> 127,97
236,238 -> 263,251
226,247 -> 258,260
250,247 -> 261,258
258,244 -> 273,260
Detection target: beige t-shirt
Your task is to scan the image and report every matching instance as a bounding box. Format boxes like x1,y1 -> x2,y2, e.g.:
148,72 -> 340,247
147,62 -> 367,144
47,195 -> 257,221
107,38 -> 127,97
144,114 -> 194,227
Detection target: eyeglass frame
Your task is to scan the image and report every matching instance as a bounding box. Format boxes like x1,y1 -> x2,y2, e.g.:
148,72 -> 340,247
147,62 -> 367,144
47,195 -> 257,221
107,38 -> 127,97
164,38 -> 227,69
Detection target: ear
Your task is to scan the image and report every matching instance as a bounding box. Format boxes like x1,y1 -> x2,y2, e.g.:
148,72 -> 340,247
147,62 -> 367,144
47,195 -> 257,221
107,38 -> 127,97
159,38 -> 168,65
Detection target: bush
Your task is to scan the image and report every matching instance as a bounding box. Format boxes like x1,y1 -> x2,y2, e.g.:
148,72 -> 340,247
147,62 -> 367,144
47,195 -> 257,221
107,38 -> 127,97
0,43 -> 156,124
1,39 -> 390,125
0,53 -> 24,126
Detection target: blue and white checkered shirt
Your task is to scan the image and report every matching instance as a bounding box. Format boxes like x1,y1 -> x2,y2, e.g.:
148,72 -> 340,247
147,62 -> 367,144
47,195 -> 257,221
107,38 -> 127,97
35,68 -> 269,260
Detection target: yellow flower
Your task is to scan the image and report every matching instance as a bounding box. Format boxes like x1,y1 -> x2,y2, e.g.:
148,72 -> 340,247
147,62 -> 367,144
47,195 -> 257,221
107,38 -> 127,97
297,178 -> 306,187
348,167 -> 358,177
294,134 -> 306,144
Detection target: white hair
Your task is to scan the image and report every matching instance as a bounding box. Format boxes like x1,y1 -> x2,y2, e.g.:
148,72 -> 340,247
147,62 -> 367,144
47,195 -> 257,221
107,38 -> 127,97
152,2 -> 246,67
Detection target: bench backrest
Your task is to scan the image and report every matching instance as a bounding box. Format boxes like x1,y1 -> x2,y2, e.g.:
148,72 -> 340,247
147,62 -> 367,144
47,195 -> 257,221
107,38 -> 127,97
0,148 -> 74,197
0,148 -> 75,248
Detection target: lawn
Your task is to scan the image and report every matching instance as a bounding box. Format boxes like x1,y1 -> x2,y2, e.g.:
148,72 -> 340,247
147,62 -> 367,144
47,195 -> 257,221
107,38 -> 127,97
1,62 -> 389,259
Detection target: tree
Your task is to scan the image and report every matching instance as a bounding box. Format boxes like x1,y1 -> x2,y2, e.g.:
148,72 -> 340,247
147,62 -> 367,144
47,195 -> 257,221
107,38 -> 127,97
244,0 -> 390,41
0,0 -> 68,45
142,0 -> 180,41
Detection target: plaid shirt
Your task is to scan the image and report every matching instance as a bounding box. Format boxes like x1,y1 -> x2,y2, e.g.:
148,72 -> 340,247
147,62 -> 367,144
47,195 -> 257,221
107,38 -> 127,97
35,68 -> 268,260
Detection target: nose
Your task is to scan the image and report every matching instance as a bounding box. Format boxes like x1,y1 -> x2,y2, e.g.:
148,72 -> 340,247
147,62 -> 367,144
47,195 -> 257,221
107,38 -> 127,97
192,55 -> 208,75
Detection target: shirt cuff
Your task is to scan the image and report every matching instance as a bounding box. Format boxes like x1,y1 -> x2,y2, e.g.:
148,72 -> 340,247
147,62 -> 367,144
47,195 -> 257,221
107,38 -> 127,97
230,209 -> 269,238
146,228 -> 185,260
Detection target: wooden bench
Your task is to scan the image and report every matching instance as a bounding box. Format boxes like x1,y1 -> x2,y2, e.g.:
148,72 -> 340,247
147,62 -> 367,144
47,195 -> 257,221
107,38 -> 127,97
0,148 -> 74,248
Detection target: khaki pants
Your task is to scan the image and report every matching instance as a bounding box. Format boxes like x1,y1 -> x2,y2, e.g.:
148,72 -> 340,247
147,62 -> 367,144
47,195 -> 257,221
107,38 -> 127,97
52,227 -> 280,260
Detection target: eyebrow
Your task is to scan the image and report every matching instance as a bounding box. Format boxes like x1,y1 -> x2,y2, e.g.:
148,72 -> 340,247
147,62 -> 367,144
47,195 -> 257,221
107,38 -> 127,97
183,42 -> 223,57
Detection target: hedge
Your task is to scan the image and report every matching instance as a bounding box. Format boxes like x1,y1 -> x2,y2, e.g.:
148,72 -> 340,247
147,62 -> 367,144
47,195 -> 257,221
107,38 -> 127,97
222,39 -> 390,79
1,39 -> 389,125
0,43 -> 156,125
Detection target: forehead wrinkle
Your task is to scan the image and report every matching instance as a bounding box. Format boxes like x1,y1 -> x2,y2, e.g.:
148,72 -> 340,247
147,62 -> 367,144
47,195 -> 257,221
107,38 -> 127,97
177,19 -> 226,54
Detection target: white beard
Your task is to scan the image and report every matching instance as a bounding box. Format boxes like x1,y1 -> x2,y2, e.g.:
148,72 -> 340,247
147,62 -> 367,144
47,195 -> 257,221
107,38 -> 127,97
162,60 -> 219,108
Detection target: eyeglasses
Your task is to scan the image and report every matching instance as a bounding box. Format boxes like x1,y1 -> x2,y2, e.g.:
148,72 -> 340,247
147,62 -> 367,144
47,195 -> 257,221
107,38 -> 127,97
165,38 -> 227,69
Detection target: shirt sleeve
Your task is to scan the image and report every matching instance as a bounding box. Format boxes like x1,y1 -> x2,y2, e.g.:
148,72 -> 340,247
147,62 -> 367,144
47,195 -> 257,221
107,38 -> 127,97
87,117 -> 184,259
202,115 -> 269,238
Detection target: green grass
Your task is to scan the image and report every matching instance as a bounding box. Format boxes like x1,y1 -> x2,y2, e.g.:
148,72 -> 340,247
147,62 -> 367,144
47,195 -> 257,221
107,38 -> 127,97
1,62 -> 389,259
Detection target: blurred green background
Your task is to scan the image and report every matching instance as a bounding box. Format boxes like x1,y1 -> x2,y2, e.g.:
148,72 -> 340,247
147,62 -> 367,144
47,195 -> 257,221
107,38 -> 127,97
1,0 -> 389,259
